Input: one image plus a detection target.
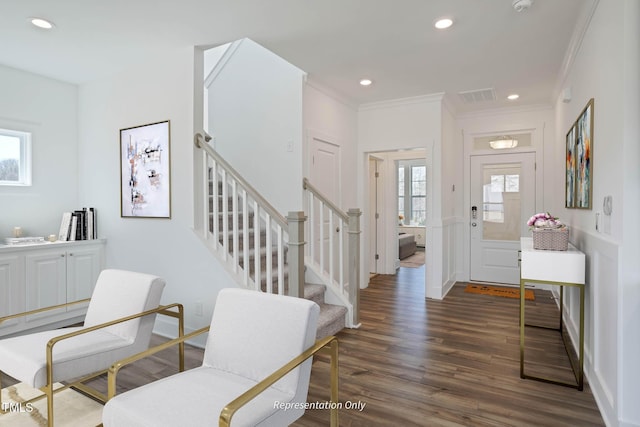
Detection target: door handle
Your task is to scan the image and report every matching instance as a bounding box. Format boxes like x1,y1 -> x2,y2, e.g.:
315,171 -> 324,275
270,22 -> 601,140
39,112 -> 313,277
471,222 -> 477,227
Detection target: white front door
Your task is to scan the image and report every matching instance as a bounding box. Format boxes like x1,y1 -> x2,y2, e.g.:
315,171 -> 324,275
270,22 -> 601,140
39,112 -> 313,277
470,153 -> 535,284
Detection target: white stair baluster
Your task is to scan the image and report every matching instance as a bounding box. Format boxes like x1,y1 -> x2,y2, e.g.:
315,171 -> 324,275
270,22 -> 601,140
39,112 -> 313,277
339,217 -> 345,293
242,188 -> 249,286
232,179 -> 239,272
254,201 -> 260,291
265,213 -> 272,294
319,202 -> 324,273
277,225 -> 284,295
329,212 -> 334,283
221,170 -> 228,261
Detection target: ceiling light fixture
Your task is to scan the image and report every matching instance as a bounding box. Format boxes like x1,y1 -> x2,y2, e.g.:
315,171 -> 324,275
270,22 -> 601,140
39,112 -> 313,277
489,135 -> 519,150
513,0 -> 534,12
359,79 -> 373,86
30,17 -> 54,29
507,94 -> 520,100
434,18 -> 453,30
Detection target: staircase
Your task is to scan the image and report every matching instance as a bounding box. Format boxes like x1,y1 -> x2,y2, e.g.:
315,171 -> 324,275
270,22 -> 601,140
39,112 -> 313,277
195,133 -> 356,338
212,176 -> 347,337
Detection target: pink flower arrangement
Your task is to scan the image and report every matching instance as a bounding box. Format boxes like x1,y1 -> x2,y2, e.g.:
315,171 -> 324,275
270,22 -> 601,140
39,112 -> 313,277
527,212 -> 564,229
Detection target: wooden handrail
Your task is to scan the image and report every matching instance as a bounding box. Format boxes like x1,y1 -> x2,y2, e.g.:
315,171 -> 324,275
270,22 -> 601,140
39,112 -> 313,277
195,133 -> 288,229
303,177 -> 348,221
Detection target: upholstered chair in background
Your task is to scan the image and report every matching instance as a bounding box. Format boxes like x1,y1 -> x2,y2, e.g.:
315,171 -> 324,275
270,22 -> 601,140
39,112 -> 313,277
0,269 -> 174,427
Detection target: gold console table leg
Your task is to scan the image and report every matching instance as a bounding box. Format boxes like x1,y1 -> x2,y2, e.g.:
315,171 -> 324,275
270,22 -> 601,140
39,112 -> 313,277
519,278 -> 584,391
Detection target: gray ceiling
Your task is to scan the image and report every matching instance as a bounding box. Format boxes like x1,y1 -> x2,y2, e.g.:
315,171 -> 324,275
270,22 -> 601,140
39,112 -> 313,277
1,0 -> 591,112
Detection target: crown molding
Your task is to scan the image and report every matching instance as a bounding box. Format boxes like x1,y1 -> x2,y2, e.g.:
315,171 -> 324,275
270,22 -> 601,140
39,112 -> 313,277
358,92 -> 445,112
304,76 -> 358,110
553,0 -> 600,101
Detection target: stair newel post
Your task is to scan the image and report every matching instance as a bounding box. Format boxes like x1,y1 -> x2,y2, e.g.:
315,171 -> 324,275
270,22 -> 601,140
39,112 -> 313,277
287,211 -> 307,298
347,208 -> 362,326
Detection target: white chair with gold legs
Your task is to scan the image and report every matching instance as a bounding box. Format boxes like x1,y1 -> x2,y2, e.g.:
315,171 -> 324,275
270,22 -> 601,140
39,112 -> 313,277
0,269 -> 184,427
103,288 -> 339,427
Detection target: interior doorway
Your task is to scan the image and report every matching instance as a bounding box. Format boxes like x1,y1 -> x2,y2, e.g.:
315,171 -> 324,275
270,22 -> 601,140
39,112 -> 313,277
365,149 -> 428,280
368,156 -> 383,275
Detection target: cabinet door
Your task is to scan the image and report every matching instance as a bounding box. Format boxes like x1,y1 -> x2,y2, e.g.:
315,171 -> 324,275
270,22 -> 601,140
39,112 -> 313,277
0,254 -> 24,330
25,250 -> 67,322
66,245 -> 102,313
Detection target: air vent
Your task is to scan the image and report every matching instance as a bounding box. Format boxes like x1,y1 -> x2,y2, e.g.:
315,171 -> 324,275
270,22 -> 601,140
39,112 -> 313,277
458,88 -> 497,104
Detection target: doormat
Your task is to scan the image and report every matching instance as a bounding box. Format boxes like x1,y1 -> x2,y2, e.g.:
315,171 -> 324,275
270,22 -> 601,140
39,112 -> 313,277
464,284 -> 535,301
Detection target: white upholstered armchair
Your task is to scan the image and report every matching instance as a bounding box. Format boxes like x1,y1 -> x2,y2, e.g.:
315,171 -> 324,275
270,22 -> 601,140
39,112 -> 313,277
103,288 -> 339,427
0,269 -> 184,427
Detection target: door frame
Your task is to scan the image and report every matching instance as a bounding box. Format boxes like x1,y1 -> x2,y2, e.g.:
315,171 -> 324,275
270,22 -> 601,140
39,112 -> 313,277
307,130 -> 342,205
368,156 -> 384,274
469,152 -> 536,284
463,148 -> 541,283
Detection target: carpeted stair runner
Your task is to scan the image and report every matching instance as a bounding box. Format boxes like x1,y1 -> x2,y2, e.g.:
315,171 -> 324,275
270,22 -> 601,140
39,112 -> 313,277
212,173 -> 346,339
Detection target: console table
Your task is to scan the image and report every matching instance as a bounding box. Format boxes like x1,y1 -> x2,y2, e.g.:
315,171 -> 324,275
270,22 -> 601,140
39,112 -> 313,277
519,237 -> 585,390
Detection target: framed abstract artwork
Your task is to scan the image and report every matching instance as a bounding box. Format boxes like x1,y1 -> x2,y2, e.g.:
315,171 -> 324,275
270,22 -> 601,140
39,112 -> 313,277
575,99 -> 594,209
565,125 -> 576,208
565,98 -> 594,210
120,120 -> 171,218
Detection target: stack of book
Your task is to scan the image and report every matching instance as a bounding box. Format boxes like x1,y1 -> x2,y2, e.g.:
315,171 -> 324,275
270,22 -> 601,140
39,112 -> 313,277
58,208 -> 98,241
4,236 -> 45,246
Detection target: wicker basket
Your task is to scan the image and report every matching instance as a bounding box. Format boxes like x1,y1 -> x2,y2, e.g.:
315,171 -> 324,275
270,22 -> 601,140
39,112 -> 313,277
532,227 -> 569,251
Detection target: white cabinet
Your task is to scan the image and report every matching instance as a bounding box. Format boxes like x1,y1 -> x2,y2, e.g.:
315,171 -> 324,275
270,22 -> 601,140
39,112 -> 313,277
0,254 -> 24,332
66,245 -> 103,310
25,249 -> 67,322
0,240 -> 105,337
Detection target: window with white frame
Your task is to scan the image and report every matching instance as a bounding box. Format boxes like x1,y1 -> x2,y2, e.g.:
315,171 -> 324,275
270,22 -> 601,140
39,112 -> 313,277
0,128 -> 31,186
398,160 -> 426,226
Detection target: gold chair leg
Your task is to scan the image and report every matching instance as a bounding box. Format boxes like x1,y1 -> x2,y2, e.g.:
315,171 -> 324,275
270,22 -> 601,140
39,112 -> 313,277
46,343 -> 54,427
330,339 -> 339,427
0,371 -> 5,415
178,305 -> 185,372
44,382 -> 54,427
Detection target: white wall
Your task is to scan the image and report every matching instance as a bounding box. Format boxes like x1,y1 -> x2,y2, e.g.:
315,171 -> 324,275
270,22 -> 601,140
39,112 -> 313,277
206,39 -> 306,215
78,47 -> 236,346
357,94 -> 451,297
620,2 -> 640,426
553,1 -> 640,425
0,65 -> 78,237
441,101 -> 464,294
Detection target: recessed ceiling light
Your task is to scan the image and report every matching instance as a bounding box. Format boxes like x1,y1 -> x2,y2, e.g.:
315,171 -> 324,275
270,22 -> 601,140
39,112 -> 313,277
30,17 -> 55,29
360,79 -> 373,86
507,94 -> 520,100
434,18 -> 453,30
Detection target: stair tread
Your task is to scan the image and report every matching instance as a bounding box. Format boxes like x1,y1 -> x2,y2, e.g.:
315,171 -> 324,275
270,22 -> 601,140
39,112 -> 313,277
315,302 -> 347,339
303,283 -> 325,300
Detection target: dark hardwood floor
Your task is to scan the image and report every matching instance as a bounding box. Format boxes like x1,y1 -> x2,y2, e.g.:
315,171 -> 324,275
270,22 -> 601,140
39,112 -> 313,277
297,266 -> 603,427
3,265 -> 605,426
